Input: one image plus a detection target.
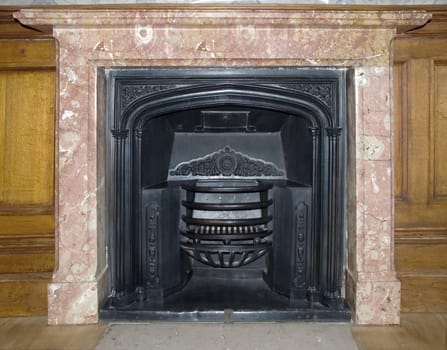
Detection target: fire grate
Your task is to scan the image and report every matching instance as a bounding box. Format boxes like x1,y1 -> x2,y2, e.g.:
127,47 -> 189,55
180,180 -> 273,268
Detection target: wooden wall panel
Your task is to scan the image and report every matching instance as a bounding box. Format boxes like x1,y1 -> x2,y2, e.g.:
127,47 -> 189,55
0,40 -> 56,69
0,215 -> 54,274
433,62 -> 447,199
395,241 -> 447,271
394,40 -> 447,227
0,70 -> 55,208
0,32 -> 56,316
393,61 -> 408,202
399,274 -> 447,313
0,274 -> 51,316
394,28 -> 447,312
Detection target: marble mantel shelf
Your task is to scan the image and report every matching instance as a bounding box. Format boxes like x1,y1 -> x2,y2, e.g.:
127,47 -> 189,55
13,7 -> 429,326
15,7 -> 430,34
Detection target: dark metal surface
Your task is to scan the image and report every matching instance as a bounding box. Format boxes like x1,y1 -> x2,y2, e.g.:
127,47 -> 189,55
195,110 -> 255,132
103,67 -> 349,317
180,179 -> 273,268
100,308 -> 351,323
182,231 -> 271,239
182,180 -> 273,193
181,199 -> 273,210
101,276 -> 351,322
169,146 -> 285,178
181,216 -> 272,226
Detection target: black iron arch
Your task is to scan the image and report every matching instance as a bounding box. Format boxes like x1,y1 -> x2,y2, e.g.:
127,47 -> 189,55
117,84 -> 333,132
105,67 -> 348,314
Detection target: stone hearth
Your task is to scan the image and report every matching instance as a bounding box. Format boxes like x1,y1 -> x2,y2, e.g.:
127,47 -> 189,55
15,6 -> 430,325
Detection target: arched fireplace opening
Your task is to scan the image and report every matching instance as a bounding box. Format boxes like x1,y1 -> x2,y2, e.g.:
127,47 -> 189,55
102,67 -> 349,321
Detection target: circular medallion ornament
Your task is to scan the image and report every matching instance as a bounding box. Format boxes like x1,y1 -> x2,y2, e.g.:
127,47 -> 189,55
216,153 -> 237,176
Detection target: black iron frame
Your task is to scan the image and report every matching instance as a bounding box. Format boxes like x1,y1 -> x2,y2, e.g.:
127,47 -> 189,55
103,66 -> 349,315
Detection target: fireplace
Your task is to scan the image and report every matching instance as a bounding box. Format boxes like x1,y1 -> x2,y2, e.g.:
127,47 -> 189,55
102,67 -> 349,319
14,6 -> 430,325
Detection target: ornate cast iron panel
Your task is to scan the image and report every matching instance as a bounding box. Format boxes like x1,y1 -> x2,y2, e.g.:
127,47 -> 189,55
169,146 -> 284,178
104,67 -> 348,317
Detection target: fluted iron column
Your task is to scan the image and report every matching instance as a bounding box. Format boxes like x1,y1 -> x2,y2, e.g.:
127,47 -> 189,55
133,127 -> 145,301
307,126 -> 321,301
110,129 -> 134,305
322,127 -> 344,308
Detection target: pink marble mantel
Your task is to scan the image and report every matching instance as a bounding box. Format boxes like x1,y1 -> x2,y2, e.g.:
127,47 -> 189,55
14,6 -> 430,325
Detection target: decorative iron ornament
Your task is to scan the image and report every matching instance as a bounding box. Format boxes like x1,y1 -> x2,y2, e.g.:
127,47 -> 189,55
274,83 -> 333,108
111,129 -> 129,140
145,202 -> 160,289
119,82 -> 334,113
169,146 -> 284,177
294,202 -> 308,289
121,84 -> 182,112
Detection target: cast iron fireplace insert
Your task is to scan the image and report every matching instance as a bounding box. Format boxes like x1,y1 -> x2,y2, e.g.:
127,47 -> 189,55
101,67 -> 351,321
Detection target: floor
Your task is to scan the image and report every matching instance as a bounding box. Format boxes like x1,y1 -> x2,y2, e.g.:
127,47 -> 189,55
352,313 -> 447,350
0,313 -> 445,350
95,322 -> 358,350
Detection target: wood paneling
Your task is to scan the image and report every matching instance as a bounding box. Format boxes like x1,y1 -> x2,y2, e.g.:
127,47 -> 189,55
393,60 -> 408,202
395,230 -> 447,312
0,40 -> 56,69
433,62 -> 447,199
0,69 -> 55,208
0,16 -> 56,317
395,237 -> 447,271
393,13 -> 447,312
0,274 -> 51,317
399,274 -> 447,313
0,218 -> 54,274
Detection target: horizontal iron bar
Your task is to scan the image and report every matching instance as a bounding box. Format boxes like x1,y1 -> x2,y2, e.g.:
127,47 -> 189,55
182,182 -> 272,193
180,230 -> 272,241
181,242 -> 272,252
181,199 -> 272,211
182,215 -> 272,226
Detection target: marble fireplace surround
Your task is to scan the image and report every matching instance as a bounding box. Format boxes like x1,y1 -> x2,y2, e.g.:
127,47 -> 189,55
15,6 -> 430,325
